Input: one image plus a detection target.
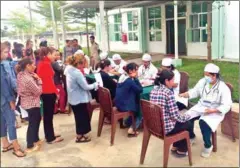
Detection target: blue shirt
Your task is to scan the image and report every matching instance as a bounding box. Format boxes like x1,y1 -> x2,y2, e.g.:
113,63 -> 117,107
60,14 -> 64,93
115,77 -> 143,112
1,60 -> 17,107
64,65 -> 97,105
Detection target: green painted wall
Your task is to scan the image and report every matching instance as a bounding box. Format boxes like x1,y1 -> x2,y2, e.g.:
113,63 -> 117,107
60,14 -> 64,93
212,1 -> 225,59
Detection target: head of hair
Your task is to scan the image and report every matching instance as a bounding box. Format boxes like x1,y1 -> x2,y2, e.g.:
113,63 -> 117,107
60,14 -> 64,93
123,62 -> 138,74
39,47 -> 56,60
39,41 -> 47,47
90,35 -> 95,40
100,59 -> 111,70
13,42 -> 18,48
209,72 -> 220,79
66,53 -> 85,67
73,39 -> 78,42
66,40 -> 70,43
15,57 -> 33,73
154,69 -> 174,86
4,41 -> 11,48
1,42 -> 9,59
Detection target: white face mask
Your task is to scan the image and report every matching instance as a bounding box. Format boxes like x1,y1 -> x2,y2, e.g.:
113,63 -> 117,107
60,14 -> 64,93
204,76 -> 212,84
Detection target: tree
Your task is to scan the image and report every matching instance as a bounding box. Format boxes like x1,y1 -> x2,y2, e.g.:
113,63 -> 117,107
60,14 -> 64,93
65,8 -> 97,54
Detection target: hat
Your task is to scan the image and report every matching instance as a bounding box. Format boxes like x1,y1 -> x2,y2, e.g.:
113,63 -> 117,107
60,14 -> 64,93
142,53 -> 151,61
112,54 -> 122,61
74,49 -> 84,55
100,52 -> 108,60
161,58 -> 173,66
204,63 -> 220,73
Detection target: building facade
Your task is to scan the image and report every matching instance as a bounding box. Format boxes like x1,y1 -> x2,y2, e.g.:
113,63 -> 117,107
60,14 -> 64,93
95,1 -> 239,60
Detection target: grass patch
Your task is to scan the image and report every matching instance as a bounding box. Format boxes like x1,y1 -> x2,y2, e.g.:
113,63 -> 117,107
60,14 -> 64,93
153,59 -> 239,103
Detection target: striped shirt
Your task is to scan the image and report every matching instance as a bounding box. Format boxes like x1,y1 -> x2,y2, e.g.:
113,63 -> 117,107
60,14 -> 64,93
150,84 -> 190,134
17,71 -> 42,110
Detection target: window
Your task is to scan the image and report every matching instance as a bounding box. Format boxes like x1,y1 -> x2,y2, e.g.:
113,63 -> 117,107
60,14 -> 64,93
148,7 -> 162,41
165,4 -> 186,18
187,2 -> 210,42
113,14 -> 122,41
127,11 -> 138,41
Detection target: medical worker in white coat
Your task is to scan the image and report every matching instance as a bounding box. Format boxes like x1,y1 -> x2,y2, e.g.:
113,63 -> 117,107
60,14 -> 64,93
138,53 -> 158,85
110,54 -> 127,76
179,63 -> 232,158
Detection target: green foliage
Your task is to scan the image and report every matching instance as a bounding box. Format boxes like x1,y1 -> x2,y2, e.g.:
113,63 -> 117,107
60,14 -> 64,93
153,59 -> 239,102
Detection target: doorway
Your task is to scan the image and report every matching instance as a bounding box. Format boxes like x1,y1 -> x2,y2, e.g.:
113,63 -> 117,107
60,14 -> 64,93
166,19 -> 186,55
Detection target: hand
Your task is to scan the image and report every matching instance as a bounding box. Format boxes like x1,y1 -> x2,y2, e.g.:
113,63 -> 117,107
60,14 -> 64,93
9,101 -> 16,111
179,92 -> 189,98
32,73 -> 41,80
205,108 -> 218,114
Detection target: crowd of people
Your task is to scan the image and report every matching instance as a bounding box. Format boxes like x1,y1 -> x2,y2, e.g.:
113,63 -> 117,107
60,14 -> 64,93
1,35 -> 232,160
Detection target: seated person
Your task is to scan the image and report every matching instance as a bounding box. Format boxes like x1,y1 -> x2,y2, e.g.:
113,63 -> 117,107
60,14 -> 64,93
115,63 -> 143,136
161,58 -> 186,110
95,52 -> 114,72
99,59 -> 117,100
150,69 -> 194,157
179,63 -> 232,158
110,54 -> 127,76
138,53 -> 158,86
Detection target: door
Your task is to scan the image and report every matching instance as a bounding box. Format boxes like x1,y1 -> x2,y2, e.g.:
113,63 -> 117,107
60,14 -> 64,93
166,19 -> 186,55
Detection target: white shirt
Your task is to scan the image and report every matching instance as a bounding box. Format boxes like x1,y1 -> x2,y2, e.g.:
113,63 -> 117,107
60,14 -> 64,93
186,78 -> 232,131
138,63 -> 158,80
112,60 -> 127,75
173,69 -> 181,95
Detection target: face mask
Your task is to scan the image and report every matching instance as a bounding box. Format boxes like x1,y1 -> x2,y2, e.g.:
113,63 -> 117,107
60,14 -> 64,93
204,76 -> 212,83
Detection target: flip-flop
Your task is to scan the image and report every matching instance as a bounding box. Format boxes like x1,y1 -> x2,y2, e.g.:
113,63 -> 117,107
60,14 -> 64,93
75,136 -> 91,143
127,131 -> 139,138
2,144 -> 14,152
48,137 -> 64,144
171,147 -> 178,152
12,149 -> 26,157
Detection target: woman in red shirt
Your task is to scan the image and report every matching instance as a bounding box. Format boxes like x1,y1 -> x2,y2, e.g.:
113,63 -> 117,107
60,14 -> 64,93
37,47 -> 64,144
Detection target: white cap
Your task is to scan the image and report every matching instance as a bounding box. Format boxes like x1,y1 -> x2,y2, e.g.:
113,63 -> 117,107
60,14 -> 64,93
99,52 -> 108,60
162,58 -> 173,66
204,63 -> 220,73
112,54 -> 122,61
142,53 -> 151,61
74,49 -> 84,55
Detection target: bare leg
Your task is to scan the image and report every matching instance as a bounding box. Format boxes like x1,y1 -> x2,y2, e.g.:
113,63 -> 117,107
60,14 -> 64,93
1,137 -> 11,148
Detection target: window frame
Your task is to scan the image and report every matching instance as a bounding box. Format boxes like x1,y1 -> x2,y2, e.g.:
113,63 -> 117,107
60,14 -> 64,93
147,6 -> 162,42
113,13 -> 122,41
127,11 -> 139,42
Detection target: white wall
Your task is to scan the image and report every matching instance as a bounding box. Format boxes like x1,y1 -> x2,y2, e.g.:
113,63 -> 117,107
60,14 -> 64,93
187,43 -> 208,56
224,1 -> 239,59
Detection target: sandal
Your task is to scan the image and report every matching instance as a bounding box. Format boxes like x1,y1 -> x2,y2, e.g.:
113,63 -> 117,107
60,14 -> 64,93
48,137 -> 64,144
2,144 -> 14,152
127,131 -> 139,138
12,149 -> 26,157
55,134 -> 61,138
75,135 -> 91,143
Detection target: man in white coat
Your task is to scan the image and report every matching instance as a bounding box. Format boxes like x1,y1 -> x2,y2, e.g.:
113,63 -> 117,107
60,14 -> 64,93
138,53 -> 158,85
110,54 -> 127,76
180,63 -> 232,158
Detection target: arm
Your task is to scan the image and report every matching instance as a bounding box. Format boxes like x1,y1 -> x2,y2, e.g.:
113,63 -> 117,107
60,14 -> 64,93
187,78 -> 205,99
173,70 -> 180,88
75,71 -> 97,91
167,93 -> 190,122
130,78 -> 143,93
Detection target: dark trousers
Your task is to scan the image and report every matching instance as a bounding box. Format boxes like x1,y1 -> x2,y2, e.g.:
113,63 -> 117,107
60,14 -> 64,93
70,103 -> 91,135
26,107 -> 41,148
166,120 -> 195,152
41,94 -> 56,142
176,102 -> 187,111
199,119 -> 212,148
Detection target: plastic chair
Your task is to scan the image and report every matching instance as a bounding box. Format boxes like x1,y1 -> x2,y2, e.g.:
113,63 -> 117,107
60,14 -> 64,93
97,87 -> 136,146
212,82 -> 236,152
140,99 -> 192,168
179,71 -> 189,94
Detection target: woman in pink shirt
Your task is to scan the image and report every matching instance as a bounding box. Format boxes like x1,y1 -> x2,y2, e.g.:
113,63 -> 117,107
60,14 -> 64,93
17,58 -> 43,153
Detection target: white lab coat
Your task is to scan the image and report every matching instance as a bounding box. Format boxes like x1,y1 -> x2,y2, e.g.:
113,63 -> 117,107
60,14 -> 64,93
112,60 -> 127,74
138,63 -> 158,80
186,78 -> 232,132
173,69 -> 181,95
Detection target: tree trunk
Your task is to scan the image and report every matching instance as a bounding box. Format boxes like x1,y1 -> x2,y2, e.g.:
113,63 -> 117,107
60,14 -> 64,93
207,2 -> 212,62
55,20 -> 59,49
86,9 -> 90,56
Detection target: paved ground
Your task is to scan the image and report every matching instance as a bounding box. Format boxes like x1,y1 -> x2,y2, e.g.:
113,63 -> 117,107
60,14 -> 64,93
1,109 -> 239,167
